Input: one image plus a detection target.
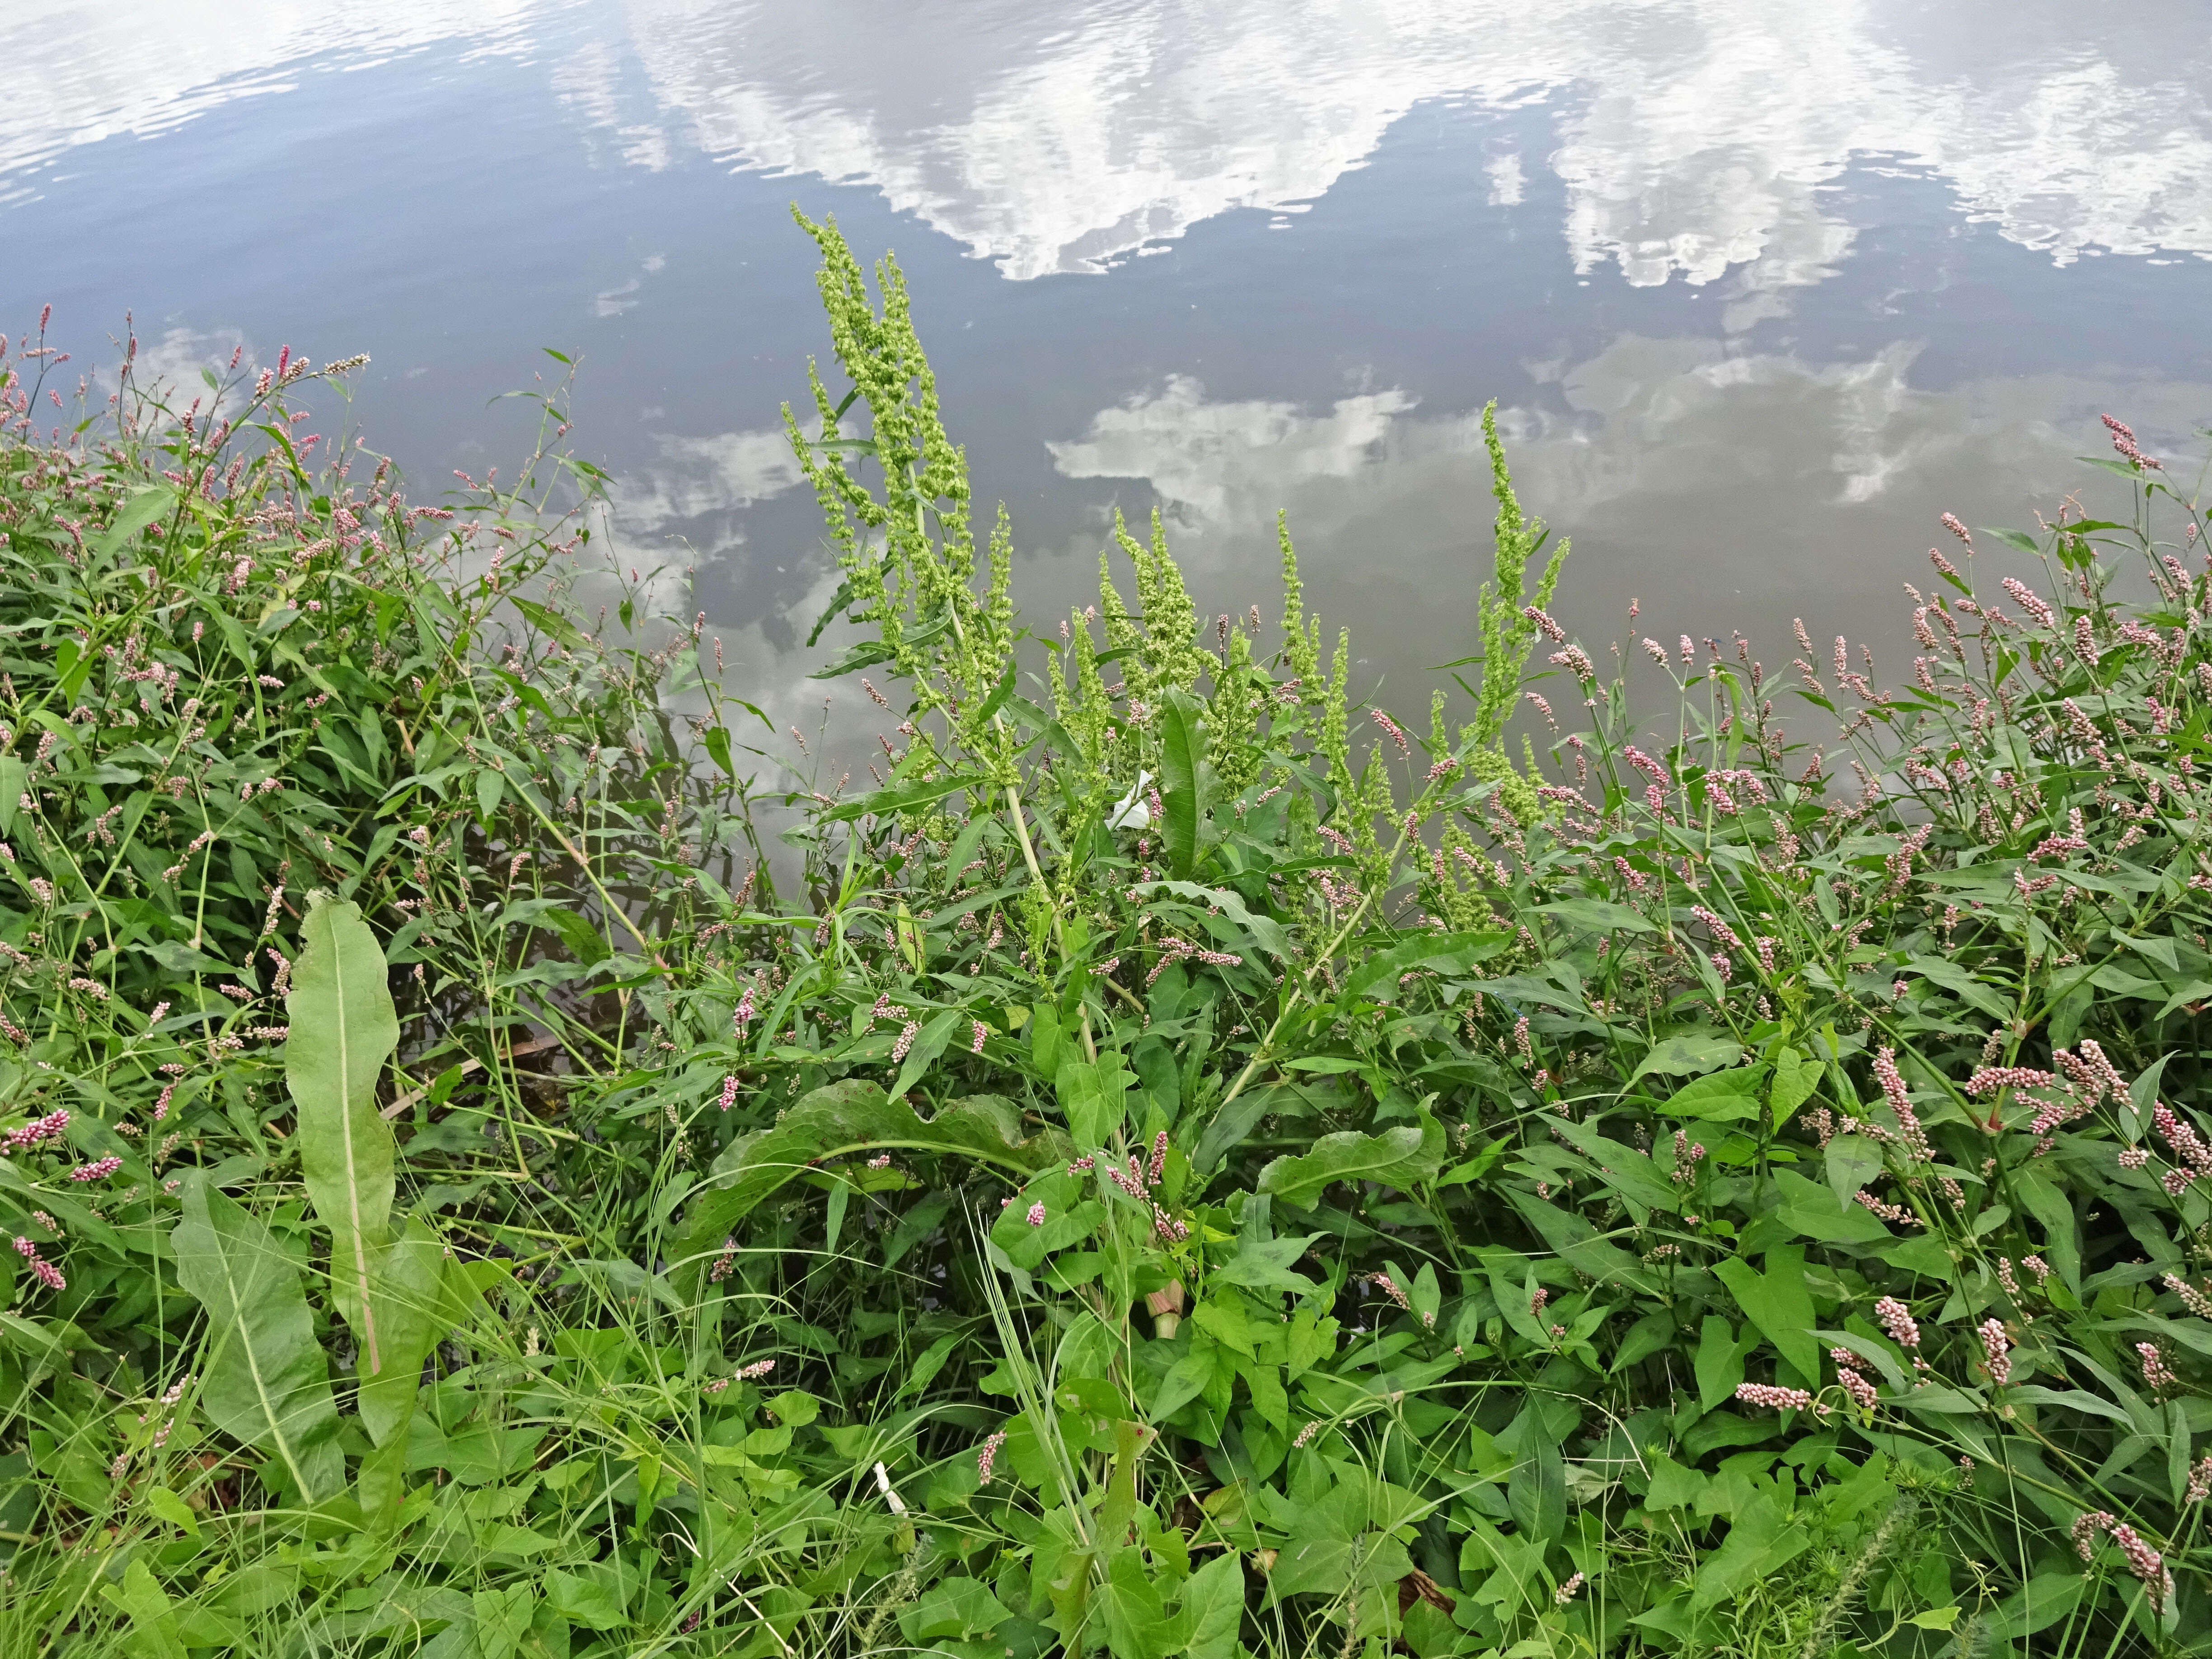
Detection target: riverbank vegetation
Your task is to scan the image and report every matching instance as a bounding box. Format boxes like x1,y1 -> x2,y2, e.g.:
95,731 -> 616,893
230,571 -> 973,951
0,220 -> 2206,1657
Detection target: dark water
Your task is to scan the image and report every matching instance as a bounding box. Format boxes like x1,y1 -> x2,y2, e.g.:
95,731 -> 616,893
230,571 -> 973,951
9,0 -> 2212,740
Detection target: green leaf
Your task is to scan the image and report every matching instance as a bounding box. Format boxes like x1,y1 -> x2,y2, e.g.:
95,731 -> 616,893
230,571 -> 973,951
889,1007 -> 965,1100
1822,1134 -> 1884,1210
1713,1247 -> 1819,1381
808,637 -> 897,679
287,896 -> 402,1373
1769,1048 -> 1819,1128
1096,1546 -> 1174,1659
825,771 -> 992,824
899,1577 -> 1014,1643
357,1218 -> 450,1447
1654,1067 -> 1767,1120
538,906 -> 611,967
1537,897 -> 1655,935
1158,689 -> 1205,878
1507,1433 -> 1565,1545
544,1570 -> 626,1632
103,1558 -> 185,1659
506,595 -> 589,654
1058,1059 -> 1133,1149
1632,1035 -> 1743,1082
1694,1316 -> 1756,1412
0,758 -> 22,835
474,768 -> 504,821
1902,954 -> 2013,1022
1256,1127 -> 1424,1210
1340,930 -> 1510,1003
1132,879 -> 1293,959
675,1083 -> 1059,1293
1211,1233 -> 1323,1295
89,485 -> 175,564
1176,1549 -> 1245,1659
171,1175 -> 344,1501
702,724 -> 737,779
1551,1116 -> 1679,1214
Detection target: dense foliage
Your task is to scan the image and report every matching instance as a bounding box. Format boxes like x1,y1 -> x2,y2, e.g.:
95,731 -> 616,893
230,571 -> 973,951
0,226 -> 2207,1659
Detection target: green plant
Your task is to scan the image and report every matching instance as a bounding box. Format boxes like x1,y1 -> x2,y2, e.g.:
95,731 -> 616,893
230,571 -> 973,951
0,247 -> 2205,1659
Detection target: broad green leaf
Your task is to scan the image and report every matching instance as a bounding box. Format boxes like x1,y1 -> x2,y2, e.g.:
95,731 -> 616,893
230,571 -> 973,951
2010,1166 -> 2080,1292
1133,879 -> 1293,959
1536,896 -> 1655,935
1506,1433 -> 1565,1546
545,1569 -> 626,1631
1096,1545 -> 1174,1659
1340,930 -> 1510,1003
102,1558 -> 185,1659
1176,1549 -> 1245,1659
1158,689 -> 1205,878
1693,1316 -> 1755,1412
1631,1035 -> 1743,1082
1713,1247 -> 1819,1381
675,1083 -> 1060,1293
1769,1048 -> 1819,1128
1550,1116 -> 1679,1214
287,896 -> 401,1373
1822,1134 -> 1884,1209
1058,1058 -> 1133,1148
356,1218 -> 450,1447
1151,1348 -> 1220,1424
171,1175 -> 344,1501
1690,1493 -> 1809,1610
1902,955 -> 2013,1022
899,1576 -> 1014,1643
90,485 -> 175,564
474,768 -> 503,821
1211,1233 -> 1323,1295
1654,1067 -> 1767,1120
807,636 -> 897,679
1256,1127 -> 1424,1210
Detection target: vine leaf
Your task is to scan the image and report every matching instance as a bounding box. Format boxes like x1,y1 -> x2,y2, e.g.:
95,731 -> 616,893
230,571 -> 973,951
287,895 -> 401,1373
171,1174 -> 345,1501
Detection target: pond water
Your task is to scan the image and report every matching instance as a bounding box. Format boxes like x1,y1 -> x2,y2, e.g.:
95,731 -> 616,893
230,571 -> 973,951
9,0 -> 2212,740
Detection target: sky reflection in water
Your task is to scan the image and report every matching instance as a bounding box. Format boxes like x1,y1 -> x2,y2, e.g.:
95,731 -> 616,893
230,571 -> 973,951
7,0 -> 2212,740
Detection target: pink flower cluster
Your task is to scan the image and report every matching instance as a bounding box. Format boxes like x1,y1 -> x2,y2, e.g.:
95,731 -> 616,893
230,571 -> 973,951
68,1155 -> 120,1181
976,1428 -> 1008,1485
1978,1319 -> 2012,1387
13,1236 -> 61,1292
1,1109 -> 68,1155
1736,1382 -> 1828,1417
2073,1504 -> 2173,1612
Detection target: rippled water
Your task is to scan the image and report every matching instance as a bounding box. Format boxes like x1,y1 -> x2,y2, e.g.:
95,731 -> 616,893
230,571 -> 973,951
9,0 -> 2212,733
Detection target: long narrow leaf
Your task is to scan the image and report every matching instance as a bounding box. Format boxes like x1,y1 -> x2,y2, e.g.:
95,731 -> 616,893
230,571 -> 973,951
287,896 -> 401,1372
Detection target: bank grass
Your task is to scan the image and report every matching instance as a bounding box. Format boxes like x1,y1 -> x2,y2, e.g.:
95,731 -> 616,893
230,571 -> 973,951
0,230 -> 2206,1659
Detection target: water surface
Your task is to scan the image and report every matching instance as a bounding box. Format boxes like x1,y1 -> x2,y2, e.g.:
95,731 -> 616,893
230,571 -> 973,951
9,0 -> 2212,741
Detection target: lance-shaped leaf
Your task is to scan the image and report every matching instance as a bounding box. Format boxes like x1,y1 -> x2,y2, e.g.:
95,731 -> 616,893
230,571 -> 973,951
1158,689 -> 1205,878
172,1174 -> 344,1501
356,1217 -> 451,1447
286,896 -> 401,1373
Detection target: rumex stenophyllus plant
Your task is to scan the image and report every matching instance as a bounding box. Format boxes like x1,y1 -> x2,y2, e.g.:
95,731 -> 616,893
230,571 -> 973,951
0,244 -> 2206,1659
